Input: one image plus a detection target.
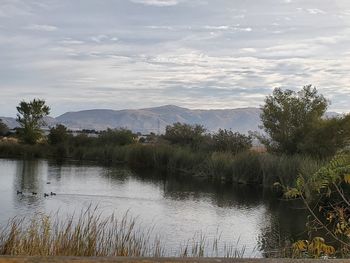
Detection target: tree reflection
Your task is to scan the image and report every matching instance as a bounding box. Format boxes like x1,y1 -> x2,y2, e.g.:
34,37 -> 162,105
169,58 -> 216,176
13,160 -> 44,206
257,196 -> 308,257
129,170 -> 308,257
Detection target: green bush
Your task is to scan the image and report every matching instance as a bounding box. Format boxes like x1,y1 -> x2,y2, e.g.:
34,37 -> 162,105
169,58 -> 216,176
98,128 -> 136,146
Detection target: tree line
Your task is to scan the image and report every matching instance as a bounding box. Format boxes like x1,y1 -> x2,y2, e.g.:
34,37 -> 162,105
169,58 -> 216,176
1,85 -> 350,257
1,84 -> 349,159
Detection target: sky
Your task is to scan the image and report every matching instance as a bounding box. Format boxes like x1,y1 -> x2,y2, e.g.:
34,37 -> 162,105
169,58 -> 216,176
1,0 -> 350,117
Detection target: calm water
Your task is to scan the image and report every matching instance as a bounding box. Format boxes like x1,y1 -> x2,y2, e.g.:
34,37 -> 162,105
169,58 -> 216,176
0,158 -> 307,257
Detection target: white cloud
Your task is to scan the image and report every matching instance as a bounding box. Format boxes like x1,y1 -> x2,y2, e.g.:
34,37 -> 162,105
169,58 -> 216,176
24,24 -> 58,32
0,0 -> 350,116
130,0 -> 180,6
306,8 -> 326,15
204,25 -> 230,30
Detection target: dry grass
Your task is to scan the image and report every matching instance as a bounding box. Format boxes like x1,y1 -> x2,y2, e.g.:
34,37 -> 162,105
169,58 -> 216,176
0,208 -> 245,258
0,208 -> 163,257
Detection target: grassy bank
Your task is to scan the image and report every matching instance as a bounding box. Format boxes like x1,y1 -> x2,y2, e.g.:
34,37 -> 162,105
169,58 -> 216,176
0,209 -> 246,258
0,141 -> 324,187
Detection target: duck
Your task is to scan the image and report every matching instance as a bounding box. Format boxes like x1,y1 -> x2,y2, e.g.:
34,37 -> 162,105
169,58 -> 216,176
44,193 -> 49,197
16,191 -> 23,195
50,192 -> 56,196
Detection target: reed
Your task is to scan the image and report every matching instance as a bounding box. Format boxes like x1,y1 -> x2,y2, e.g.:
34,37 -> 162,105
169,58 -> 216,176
0,142 -> 48,159
0,141 -> 324,188
0,208 -> 245,258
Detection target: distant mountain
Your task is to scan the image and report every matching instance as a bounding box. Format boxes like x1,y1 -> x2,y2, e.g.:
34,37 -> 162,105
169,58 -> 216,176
56,105 -> 262,134
0,117 -> 18,129
0,117 -> 57,130
1,105 -> 342,134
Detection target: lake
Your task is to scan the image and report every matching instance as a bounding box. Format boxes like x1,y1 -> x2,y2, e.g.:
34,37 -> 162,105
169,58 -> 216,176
0,158 -> 307,257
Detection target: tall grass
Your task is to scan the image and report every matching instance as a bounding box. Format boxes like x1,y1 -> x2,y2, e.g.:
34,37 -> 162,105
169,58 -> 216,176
0,141 -> 324,188
205,151 -> 323,187
0,209 -> 245,258
0,142 -> 48,159
0,210 -> 162,257
260,154 -> 324,187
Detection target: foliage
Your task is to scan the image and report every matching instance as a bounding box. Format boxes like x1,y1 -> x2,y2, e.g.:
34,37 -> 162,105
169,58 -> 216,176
0,119 -> 9,136
48,124 -> 72,158
98,128 -> 136,146
0,208 -> 245,258
260,85 -> 328,155
16,99 -> 50,144
0,142 -> 48,159
212,129 -> 252,154
284,152 -> 350,257
48,124 -> 71,145
163,122 -> 207,150
292,237 -> 335,258
70,133 -> 96,148
0,209 -> 163,257
0,135 -> 319,187
300,114 -> 350,158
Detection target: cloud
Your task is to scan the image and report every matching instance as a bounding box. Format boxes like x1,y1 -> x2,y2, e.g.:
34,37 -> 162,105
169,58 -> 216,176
0,1 -> 33,17
307,8 -> 326,15
24,24 -> 58,32
0,0 -> 350,116
130,0 -> 181,6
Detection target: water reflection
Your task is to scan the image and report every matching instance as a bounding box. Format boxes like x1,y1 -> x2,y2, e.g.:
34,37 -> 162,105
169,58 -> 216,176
0,159 -> 308,257
13,160 -> 46,207
162,175 -> 264,207
258,198 -> 308,257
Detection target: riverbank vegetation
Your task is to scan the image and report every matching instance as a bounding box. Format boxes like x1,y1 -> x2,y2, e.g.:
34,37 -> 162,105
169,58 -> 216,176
0,129 -> 324,187
279,151 -> 350,258
1,85 -> 350,259
0,85 -> 349,188
0,208 -> 245,258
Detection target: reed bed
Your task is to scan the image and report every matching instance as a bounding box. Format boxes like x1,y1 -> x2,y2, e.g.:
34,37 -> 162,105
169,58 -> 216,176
0,209 -> 245,258
0,141 -> 324,188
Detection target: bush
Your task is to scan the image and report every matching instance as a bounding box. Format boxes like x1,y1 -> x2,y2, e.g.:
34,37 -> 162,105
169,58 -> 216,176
98,128 -> 136,146
212,129 -> 252,154
48,124 -> 71,145
163,122 -> 207,150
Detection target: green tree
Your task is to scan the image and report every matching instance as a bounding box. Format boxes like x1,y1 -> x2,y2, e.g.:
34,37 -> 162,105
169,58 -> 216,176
98,128 -> 136,146
300,114 -> 350,158
163,122 -> 206,149
260,85 -> 328,154
0,119 -> 9,136
16,99 -> 50,144
48,124 -> 70,145
212,129 -> 252,154
48,124 -> 71,158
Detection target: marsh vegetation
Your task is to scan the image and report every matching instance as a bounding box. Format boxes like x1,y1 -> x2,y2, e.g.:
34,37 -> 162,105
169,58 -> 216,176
1,85 -> 350,258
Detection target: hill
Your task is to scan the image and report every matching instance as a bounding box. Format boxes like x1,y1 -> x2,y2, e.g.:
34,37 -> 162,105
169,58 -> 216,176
56,105 -> 262,134
1,105 -> 341,134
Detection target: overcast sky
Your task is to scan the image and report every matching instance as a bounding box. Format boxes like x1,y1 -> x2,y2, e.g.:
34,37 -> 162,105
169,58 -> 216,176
1,0 -> 350,116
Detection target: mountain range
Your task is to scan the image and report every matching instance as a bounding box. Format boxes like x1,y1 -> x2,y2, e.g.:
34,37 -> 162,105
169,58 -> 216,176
0,105 -> 340,134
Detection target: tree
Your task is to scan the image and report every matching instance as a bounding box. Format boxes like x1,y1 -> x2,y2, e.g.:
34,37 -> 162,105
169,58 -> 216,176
48,124 -> 71,158
163,122 -> 206,149
48,124 -> 70,145
98,128 -> 136,146
212,129 -> 252,154
300,114 -> 350,158
16,99 -> 50,144
0,119 -> 9,136
260,85 -> 328,154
